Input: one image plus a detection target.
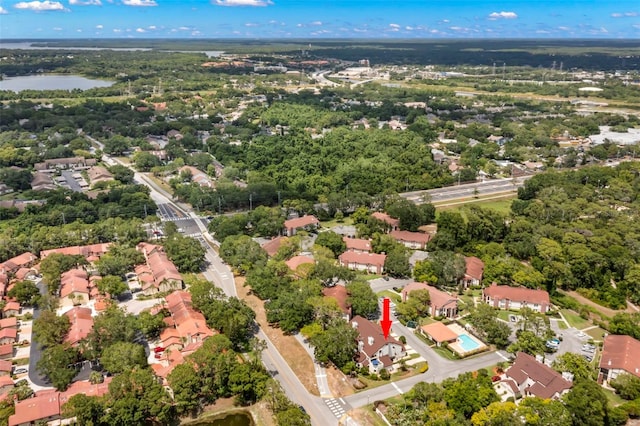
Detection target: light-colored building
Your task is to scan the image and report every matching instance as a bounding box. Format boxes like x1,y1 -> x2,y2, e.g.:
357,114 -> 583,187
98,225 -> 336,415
482,283 -> 550,313
462,256 -> 484,288
283,215 -> 320,236
135,243 -> 183,295
339,251 -> 386,274
401,282 -> 458,319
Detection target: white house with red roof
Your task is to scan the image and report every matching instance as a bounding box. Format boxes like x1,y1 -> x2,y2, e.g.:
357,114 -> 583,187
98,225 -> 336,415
401,282 -> 458,319
599,334 -> 640,384
339,251 -> 386,274
283,215 -> 320,236
351,315 -> 405,373
482,283 -> 550,313
462,256 -> 485,288
390,230 -> 431,250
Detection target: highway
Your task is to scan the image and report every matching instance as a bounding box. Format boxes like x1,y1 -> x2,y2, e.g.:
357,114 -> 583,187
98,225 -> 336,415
400,176 -> 533,204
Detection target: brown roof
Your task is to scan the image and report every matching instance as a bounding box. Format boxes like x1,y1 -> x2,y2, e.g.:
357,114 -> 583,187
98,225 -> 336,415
0,360 -> 12,372
322,285 -> 351,315
163,291 -> 214,346
261,236 -> 288,257
39,243 -> 111,260
351,315 -> 403,358
600,334 -> 640,378
420,322 -> 458,343
402,282 -> 457,310
339,251 -> 386,267
285,255 -> 314,271
483,283 -> 549,305
136,243 -> 182,290
3,302 -> 20,313
506,352 -> 572,399
371,212 -> 399,228
343,237 -> 372,252
465,256 -> 485,281
284,215 -> 319,230
390,230 -> 431,245
0,329 -> 17,341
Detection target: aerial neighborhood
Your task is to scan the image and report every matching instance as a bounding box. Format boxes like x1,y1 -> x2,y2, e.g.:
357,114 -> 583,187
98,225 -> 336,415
0,37 -> 640,426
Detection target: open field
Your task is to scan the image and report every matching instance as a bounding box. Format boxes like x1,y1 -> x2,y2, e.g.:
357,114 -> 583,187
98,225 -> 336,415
560,309 -> 591,330
434,194 -> 516,213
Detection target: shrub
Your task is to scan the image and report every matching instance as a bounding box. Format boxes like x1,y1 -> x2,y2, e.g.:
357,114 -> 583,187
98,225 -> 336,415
399,335 -> 406,344
379,369 -> 390,380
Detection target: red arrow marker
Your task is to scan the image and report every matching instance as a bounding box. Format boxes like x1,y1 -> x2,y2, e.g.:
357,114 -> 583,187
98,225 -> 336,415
381,297 -> 392,339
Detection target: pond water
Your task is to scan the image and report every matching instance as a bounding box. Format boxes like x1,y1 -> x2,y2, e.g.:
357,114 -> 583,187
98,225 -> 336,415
0,75 -> 115,92
190,412 -> 254,426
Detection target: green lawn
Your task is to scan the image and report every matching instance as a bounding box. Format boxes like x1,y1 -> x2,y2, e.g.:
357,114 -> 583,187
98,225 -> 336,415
560,309 -> 592,329
586,327 -> 607,341
377,290 -> 402,303
557,320 -> 568,330
603,388 -> 626,407
496,310 -> 517,322
435,197 -> 515,215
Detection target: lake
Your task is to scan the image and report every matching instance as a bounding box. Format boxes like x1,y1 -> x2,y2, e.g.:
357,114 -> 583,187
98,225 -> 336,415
0,75 -> 115,92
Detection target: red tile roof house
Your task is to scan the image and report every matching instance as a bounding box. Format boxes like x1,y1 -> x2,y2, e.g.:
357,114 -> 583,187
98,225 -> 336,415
343,237 -> 372,253
160,291 -> 215,350
0,344 -> 13,360
63,307 -> 94,348
39,243 -> 111,262
0,252 -> 38,276
135,243 -> 183,296
285,255 -> 315,278
261,236 -> 289,257
0,360 -> 12,376
59,268 -> 91,308
352,315 -> 405,374
462,256 -> 485,288
371,212 -> 399,232
0,328 -> 17,346
283,215 -> 320,236
2,302 -> 20,318
599,334 -> 640,384
8,378 -> 112,426
495,352 -> 573,402
420,322 -> 458,347
339,251 -> 386,275
482,283 -> 551,313
401,282 -> 458,319
0,317 -> 18,330
390,230 -> 431,250
322,285 -> 352,321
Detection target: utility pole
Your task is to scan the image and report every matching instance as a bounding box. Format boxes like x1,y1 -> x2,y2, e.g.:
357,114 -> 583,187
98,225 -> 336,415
218,196 -> 222,215
277,190 -> 281,206
249,193 -> 253,211
62,212 -> 66,225
143,204 -> 147,218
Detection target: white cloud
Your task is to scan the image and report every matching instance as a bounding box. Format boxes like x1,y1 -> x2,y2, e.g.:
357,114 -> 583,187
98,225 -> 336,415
113,28 -> 121,32
178,26 -> 190,30
122,0 -> 156,6
0,6 -> 8,14
488,11 -> 518,20
148,25 -> 156,29
612,11 -> 638,17
14,1 -> 64,11
310,21 -> 322,26
245,22 -> 259,27
213,0 -> 273,6
296,23 -> 303,27
389,23 -> 400,28
558,26 -> 570,31
77,29 -> 82,32
136,27 -> 145,32
405,26 -> 413,30
70,0 -> 101,5
96,24 -> 103,29
53,26 -> 62,30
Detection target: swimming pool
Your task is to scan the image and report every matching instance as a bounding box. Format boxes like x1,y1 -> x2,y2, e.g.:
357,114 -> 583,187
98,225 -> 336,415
458,333 -> 481,352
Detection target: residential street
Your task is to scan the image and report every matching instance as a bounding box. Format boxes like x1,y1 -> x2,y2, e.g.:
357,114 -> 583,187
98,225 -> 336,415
399,176 -> 533,204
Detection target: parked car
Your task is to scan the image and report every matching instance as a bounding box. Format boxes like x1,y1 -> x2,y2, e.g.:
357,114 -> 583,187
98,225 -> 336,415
154,346 -> 165,353
13,368 -> 27,374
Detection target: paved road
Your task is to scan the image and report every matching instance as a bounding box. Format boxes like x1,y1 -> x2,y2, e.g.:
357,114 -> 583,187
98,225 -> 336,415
28,279 -> 51,387
399,176 -> 533,205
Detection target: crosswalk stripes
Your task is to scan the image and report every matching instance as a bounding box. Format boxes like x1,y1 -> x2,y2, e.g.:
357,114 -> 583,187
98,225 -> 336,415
325,398 -> 346,418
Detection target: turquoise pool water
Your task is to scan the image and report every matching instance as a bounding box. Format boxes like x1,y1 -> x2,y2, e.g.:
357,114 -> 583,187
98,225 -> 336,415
458,333 -> 481,351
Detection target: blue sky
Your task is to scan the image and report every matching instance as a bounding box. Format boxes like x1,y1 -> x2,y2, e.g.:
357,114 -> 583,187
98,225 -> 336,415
0,0 -> 639,39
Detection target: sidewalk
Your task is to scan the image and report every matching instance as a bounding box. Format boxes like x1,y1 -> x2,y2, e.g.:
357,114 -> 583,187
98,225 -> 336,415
293,334 -> 332,398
